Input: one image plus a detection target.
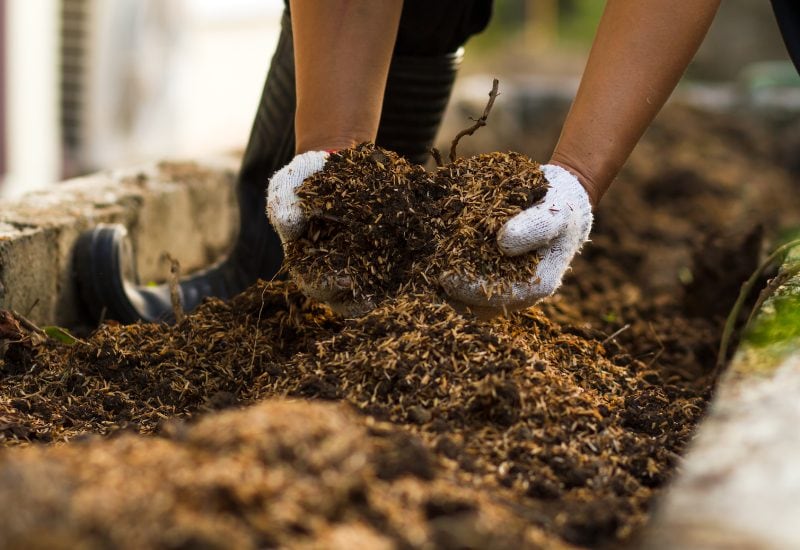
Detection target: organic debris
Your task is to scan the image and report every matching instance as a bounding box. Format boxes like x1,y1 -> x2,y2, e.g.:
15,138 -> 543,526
0,281 -> 706,547
285,143 -> 548,307
0,400 -> 569,549
1,103 -> 800,549
448,78 -> 500,163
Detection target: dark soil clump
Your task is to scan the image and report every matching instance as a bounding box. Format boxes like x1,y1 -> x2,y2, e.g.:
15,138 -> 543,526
285,144 -> 441,305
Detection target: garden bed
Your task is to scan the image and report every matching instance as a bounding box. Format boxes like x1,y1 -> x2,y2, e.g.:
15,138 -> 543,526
1,104 -> 799,549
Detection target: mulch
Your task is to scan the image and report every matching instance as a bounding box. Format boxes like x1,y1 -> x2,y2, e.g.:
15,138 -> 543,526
1,104 -> 799,548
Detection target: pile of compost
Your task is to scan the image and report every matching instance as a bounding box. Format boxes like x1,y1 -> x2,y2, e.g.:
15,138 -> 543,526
1,103 -> 800,549
0,282 -> 705,548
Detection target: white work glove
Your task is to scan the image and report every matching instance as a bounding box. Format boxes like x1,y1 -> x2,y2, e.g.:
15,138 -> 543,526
440,164 -> 593,313
267,150 -> 329,242
267,151 -> 365,316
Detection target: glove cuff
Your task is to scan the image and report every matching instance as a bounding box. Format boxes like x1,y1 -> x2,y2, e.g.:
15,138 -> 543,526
290,150 -> 330,173
541,164 -> 592,214
541,163 -> 593,244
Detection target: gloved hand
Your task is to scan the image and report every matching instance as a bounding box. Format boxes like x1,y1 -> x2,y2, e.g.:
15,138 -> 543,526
267,150 -> 329,242
267,151 -> 363,315
440,164 -> 593,314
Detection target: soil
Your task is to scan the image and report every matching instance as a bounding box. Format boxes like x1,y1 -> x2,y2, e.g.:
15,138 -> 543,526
1,104 -> 799,549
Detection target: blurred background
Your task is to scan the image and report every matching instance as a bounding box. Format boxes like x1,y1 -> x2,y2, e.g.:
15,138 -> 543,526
0,0 -> 796,198
2,0 -> 283,198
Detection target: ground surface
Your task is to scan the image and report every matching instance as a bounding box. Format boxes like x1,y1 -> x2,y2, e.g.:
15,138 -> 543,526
1,105 -> 799,549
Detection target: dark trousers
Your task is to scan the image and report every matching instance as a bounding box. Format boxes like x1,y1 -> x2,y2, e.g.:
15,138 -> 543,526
773,0 -> 800,72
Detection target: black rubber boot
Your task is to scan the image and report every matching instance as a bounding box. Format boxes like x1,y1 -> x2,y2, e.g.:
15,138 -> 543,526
377,49 -> 463,164
74,12 -> 297,324
74,17 -> 462,324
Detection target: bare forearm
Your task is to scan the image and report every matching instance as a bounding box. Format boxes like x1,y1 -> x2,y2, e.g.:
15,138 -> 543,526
290,0 -> 403,154
550,0 -> 720,205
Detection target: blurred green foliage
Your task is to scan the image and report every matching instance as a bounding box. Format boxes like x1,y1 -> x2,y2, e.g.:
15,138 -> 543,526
558,0 -> 604,45
467,0 -> 603,53
743,239 -> 800,353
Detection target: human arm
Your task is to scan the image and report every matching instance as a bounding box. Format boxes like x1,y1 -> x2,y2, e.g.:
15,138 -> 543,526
550,0 -> 721,205
270,0 -> 403,238
268,1 -> 403,313
291,0 -> 403,154
443,0 -> 722,313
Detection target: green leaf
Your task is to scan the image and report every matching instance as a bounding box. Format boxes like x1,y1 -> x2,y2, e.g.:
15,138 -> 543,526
42,326 -> 80,345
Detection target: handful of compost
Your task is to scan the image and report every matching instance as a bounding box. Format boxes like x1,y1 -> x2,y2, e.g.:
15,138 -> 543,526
268,143 -> 592,316
439,162 -> 593,314
269,144 -> 441,316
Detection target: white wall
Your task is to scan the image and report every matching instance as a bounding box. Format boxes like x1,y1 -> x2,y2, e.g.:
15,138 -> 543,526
3,0 -> 61,199
1,0 -> 283,199
82,0 -> 283,170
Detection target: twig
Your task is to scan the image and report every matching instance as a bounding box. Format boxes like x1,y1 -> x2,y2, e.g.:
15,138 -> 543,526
10,310 -> 45,336
449,78 -> 500,163
4,310 -> 46,346
716,238 -> 800,376
162,253 -> 185,323
249,283 -> 270,372
745,264 -> 800,328
430,147 -> 444,167
24,298 -> 40,318
646,348 -> 665,369
646,322 -> 666,369
601,323 -> 631,345
249,271 -> 281,372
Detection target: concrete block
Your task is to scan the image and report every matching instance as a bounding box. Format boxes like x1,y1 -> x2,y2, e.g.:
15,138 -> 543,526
0,225 -> 59,322
644,243 -> 800,549
0,157 -> 238,326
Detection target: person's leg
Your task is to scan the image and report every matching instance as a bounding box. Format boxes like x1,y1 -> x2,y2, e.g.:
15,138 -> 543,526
378,0 -> 492,164
772,0 -> 800,73
74,12 -> 298,323
75,2 -> 493,324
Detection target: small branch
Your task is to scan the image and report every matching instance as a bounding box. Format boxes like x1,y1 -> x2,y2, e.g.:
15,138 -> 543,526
1,310 -> 46,347
11,311 -> 45,336
646,321 -> 666,369
745,267 -> 799,328
430,147 -> 444,167
449,78 -> 500,163
24,298 -> 40,318
601,323 -> 631,345
162,253 -> 185,323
